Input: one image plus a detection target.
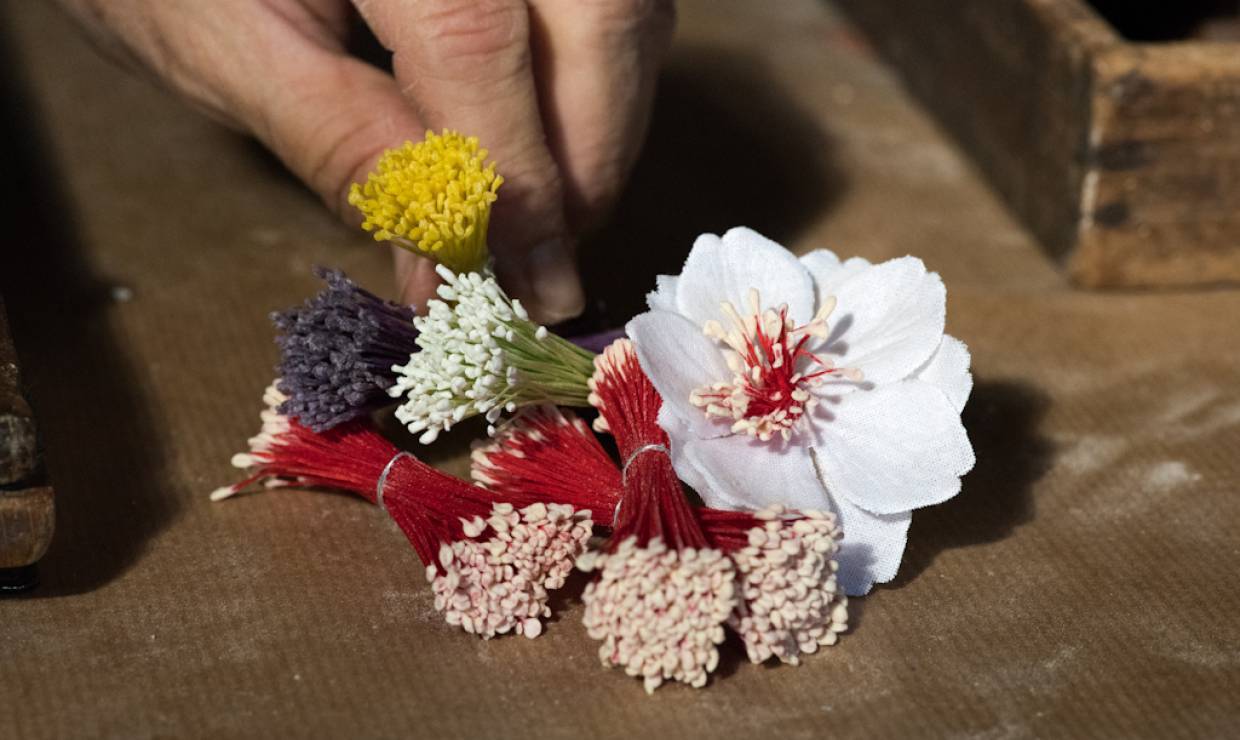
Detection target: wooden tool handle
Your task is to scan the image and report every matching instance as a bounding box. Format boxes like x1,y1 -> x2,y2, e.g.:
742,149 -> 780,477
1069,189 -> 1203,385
0,293 -> 54,578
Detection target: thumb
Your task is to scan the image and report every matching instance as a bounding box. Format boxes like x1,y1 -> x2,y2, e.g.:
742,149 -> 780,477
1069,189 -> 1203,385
227,29 -> 432,304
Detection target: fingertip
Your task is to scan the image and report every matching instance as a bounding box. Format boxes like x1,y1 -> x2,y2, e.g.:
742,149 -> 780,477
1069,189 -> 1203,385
521,237 -> 585,324
394,248 -> 442,309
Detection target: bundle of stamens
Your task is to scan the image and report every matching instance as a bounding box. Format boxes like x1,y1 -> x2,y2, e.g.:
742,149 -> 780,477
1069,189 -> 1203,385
272,267 -> 419,431
697,506 -> 849,665
389,267 -> 597,443
348,130 -> 502,274
576,339 -> 736,693
471,405 -> 617,516
211,385 -> 593,639
473,385 -> 850,666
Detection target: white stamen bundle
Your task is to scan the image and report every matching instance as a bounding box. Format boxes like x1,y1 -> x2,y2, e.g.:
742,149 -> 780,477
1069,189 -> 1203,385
390,267 -> 595,443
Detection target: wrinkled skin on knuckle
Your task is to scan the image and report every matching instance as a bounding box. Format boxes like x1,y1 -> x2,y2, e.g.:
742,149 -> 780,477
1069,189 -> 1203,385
491,158 -> 567,240
56,0 -> 161,70
303,103 -> 401,217
483,142 -> 569,253
408,0 -> 530,78
502,157 -> 564,205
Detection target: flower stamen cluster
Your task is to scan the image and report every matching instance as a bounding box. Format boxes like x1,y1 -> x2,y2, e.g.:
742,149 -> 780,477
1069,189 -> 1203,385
578,539 -> 735,694
390,267 -> 596,443
721,506 -> 848,664
691,287 -> 861,442
347,130 -> 502,274
272,268 -> 418,431
466,392 -> 854,665
431,501 -> 593,639
578,339 -> 738,692
471,406 -> 619,516
211,384 -> 295,500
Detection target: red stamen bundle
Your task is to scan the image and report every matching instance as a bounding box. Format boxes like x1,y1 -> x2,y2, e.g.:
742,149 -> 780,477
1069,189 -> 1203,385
587,340 -> 707,548
474,346 -> 849,667
213,384 -> 593,639
576,340 -> 736,693
471,405 -> 618,518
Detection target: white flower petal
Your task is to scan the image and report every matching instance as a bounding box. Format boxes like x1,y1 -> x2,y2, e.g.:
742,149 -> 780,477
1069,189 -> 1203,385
797,247 -> 842,278
828,492 -> 912,596
816,256 -> 945,387
812,380 -> 974,515
676,228 -> 815,326
680,433 -> 827,512
912,335 -> 973,413
627,310 -> 732,439
646,274 -> 679,313
806,255 -> 872,297
658,408 -> 712,493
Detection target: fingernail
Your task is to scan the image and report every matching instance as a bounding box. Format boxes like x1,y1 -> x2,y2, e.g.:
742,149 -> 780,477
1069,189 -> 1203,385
523,238 -> 585,323
396,252 -> 442,309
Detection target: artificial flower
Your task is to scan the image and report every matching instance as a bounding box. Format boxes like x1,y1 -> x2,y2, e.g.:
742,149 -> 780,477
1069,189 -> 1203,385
627,227 -> 974,595
348,130 -> 502,274
474,401 -> 851,666
714,506 -> 848,665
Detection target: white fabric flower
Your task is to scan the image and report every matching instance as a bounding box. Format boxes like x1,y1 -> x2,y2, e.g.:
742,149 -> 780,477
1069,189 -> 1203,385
627,227 -> 974,595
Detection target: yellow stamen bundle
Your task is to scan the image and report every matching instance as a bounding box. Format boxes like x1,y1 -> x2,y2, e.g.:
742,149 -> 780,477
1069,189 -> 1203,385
348,130 -> 503,274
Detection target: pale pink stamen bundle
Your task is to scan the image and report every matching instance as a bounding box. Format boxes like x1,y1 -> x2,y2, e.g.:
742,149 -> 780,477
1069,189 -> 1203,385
433,502 -> 591,638
702,506 -> 848,664
578,540 -> 734,693
580,340 -> 737,693
213,384 -> 592,639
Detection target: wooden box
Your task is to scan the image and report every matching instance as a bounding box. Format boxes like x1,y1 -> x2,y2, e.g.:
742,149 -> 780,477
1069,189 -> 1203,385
835,0 -> 1240,288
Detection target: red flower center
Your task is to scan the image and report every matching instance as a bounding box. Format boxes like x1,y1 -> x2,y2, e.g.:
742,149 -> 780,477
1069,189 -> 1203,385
691,289 -> 861,442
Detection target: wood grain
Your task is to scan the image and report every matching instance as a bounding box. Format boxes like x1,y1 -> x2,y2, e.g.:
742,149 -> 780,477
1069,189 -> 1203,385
1074,43 -> 1240,286
836,0 -> 1240,288
0,486 -> 53,568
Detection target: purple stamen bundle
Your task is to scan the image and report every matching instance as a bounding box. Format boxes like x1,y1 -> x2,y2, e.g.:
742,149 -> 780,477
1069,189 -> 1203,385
272,267 -> 419,431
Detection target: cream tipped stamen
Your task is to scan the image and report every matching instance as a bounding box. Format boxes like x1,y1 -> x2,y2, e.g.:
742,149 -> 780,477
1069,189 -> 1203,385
691,292 -> 861,440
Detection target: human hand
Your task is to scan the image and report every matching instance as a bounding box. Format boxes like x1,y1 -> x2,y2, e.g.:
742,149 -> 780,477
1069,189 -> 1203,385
58,0 -> 676,322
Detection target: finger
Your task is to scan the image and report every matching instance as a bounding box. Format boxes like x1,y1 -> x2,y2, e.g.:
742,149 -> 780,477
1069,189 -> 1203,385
238,48 -> 426,220
527,0 -> 675,230
393,246 -> 443,308
222,8 -> 435,306
60,0 -> 435,305
80,1 -> 426,218
355,0 -> 585,323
